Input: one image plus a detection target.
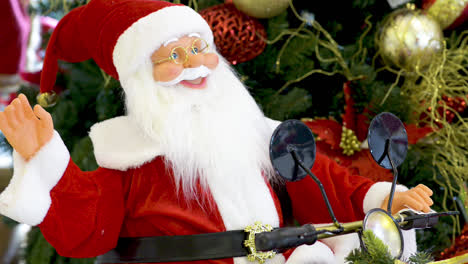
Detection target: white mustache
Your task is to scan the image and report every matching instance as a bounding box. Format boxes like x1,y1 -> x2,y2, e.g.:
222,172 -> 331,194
156,66 -> 212,86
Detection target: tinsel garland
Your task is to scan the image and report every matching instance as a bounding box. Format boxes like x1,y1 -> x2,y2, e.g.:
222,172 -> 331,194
398,33 -> 468,231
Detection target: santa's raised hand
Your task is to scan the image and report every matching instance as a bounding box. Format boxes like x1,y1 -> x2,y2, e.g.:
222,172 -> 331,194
381,184 -> 434,214
0,94 -> 53,161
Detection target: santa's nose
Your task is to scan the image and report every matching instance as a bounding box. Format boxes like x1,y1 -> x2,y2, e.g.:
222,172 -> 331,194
184,53 -> 219,70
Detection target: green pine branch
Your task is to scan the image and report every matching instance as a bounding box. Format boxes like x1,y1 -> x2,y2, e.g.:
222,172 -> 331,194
346,230 -> 433,264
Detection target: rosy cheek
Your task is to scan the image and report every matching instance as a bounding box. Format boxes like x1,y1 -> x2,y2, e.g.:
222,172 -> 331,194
153,65 -> 183,82
204,53 -> 219,69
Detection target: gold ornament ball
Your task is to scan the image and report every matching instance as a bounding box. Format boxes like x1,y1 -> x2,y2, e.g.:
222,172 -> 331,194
232,0 -> 289,18
377,7 -> 444,72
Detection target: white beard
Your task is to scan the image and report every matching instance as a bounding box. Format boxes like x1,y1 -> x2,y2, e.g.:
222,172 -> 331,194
120,56 -> 277,201
120,55 -> 282,263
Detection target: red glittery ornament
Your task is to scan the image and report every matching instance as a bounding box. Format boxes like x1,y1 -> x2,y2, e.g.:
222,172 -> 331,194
421,95 -> 468,126
437,224 -> 468,260
199,3 -> 267,65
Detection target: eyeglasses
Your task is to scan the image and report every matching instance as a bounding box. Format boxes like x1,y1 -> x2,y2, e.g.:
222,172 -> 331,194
153,38 -> 210,65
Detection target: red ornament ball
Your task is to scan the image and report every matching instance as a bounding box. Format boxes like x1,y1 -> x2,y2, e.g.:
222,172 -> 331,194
199,3 -> 267,65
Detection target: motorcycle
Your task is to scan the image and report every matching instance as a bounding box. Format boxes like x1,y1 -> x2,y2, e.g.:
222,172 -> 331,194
254,112 -> 461,263
99,112 -> 464,264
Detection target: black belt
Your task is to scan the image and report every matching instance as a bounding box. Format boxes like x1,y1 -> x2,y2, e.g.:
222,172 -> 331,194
97,230 -> 248,263
96,224 -> 317,263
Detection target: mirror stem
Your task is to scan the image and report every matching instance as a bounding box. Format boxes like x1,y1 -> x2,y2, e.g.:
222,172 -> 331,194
290,150 -> 343,230
387,148 -> 399,214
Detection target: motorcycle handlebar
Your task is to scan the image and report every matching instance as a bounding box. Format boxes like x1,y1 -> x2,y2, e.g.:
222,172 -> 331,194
255,225 -> 317,252
397,210 -> 459,230
254,210 -> 459,252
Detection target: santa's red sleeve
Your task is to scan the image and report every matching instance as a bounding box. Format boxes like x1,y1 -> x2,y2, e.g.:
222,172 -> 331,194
0,131 -> 125,258
286,152 -> 375,224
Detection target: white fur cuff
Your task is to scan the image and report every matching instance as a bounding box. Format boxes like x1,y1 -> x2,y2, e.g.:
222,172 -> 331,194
286,241 -> 336,264
0,131 -> 70,226
363,182 -> 409,214
401,229 -> 417,260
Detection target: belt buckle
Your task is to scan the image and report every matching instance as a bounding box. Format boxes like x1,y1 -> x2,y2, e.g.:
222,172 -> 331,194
244,221 -> 276,263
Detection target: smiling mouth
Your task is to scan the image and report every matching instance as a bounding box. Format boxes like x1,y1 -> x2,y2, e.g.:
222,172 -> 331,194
180,77 -> 207,89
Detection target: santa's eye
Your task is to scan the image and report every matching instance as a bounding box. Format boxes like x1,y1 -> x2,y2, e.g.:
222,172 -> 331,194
192,38 -> 208,54
171,52 -> 179,60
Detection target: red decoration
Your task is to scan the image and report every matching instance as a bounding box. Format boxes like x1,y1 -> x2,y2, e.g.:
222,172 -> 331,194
302,82 -> 433,182
342,81 -> 370,142
441,95 -> 468,123
0,0 -> 30,76
405,124 -> 434,145
199,3 -> 267,65
304,118 -> 395,182
421,95 -> 468,126
438,224 -> 468,260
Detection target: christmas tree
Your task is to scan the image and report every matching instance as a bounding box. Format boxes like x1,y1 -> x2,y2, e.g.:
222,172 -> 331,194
1,0 -> 467,263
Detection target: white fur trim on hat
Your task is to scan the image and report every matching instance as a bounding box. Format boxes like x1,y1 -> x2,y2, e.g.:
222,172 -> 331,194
113,5 -> 214,80
0,131 -> 69,226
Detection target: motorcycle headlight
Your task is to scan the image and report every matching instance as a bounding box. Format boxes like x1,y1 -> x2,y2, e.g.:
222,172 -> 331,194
363,208 -> 403,259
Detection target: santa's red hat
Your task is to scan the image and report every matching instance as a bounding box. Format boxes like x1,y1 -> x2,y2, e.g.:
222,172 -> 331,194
38,0 -> 213,105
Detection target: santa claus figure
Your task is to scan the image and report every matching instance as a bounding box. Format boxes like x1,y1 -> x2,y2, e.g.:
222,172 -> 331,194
0,0 -> 434,263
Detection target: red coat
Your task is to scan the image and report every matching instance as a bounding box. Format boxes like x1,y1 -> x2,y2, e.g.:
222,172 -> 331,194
38,152 -> 374,262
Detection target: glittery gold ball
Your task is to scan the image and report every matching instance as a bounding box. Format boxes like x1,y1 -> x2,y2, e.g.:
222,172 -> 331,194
423,0 -> 468,29
377,7 -> 444,72
232,0 -> 289,18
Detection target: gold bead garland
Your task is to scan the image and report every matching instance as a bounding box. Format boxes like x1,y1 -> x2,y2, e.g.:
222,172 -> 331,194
340,127 -> 361,156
